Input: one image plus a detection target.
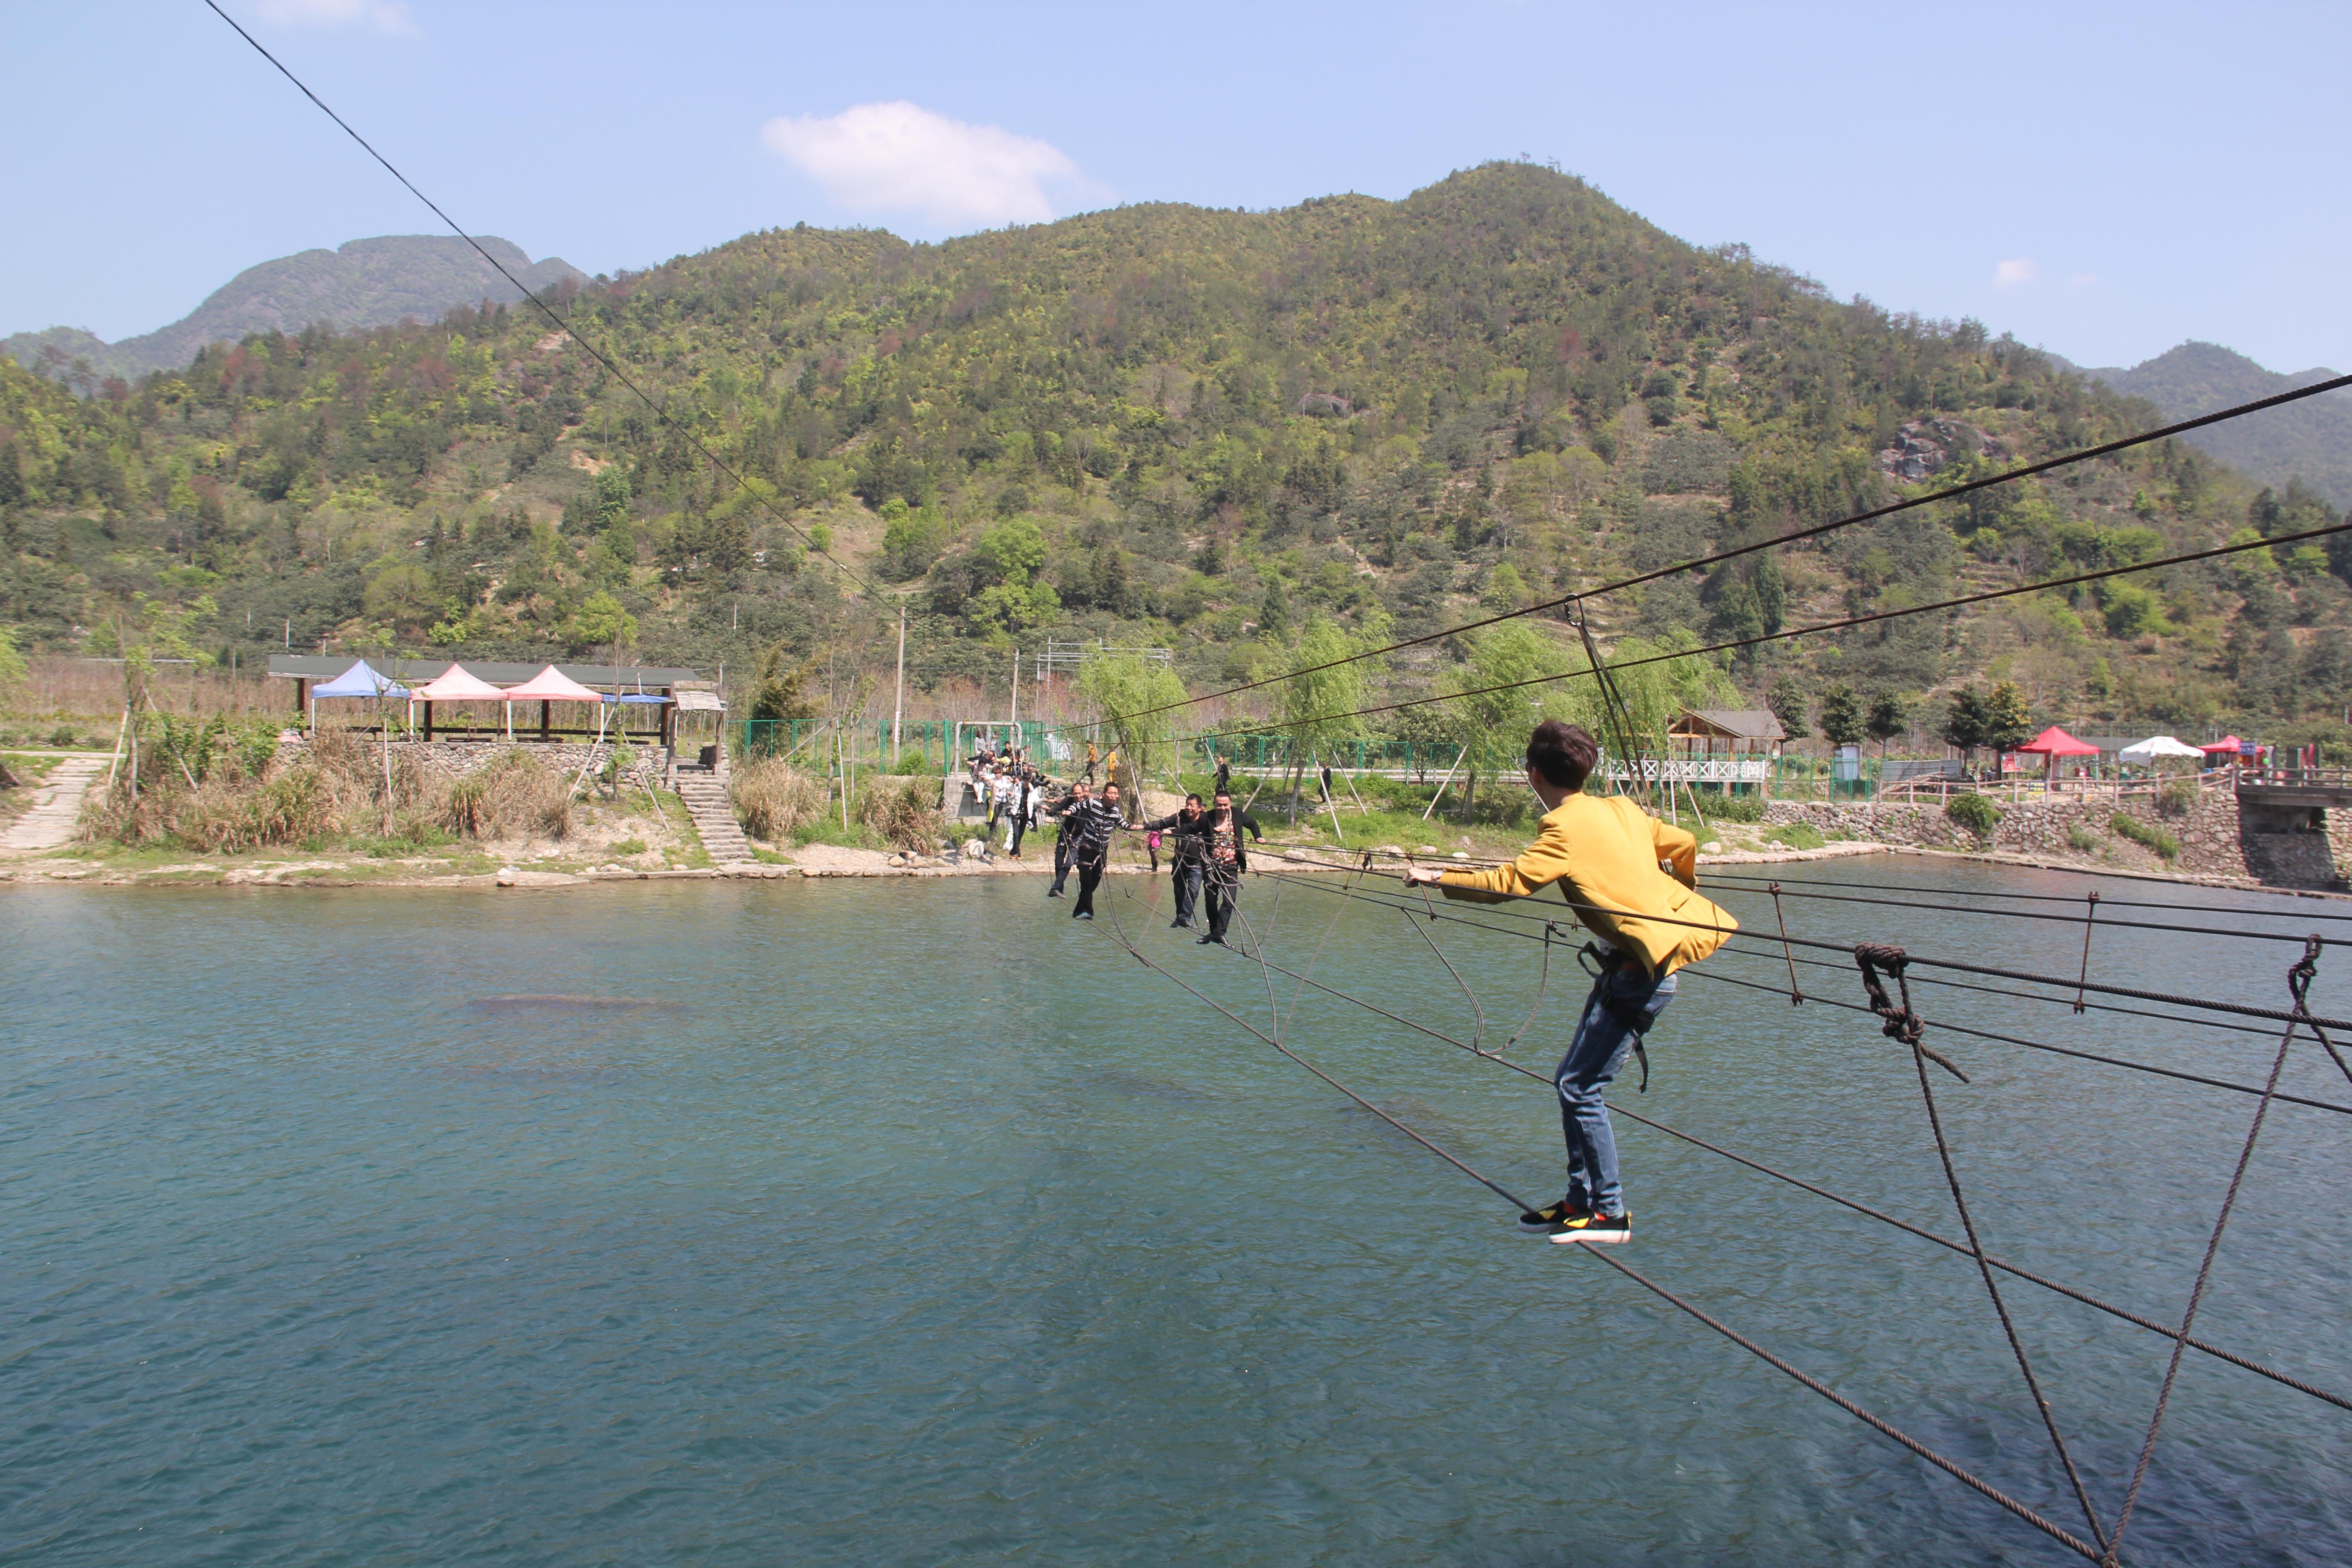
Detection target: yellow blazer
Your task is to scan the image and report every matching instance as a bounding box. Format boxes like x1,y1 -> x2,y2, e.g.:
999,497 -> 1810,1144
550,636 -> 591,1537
1434,794 -> 1736,977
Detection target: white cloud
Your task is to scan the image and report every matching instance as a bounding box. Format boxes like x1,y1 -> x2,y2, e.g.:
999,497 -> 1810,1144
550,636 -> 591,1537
254,0 -> 415,34
761,101 -> 1082,229
1991,258 -> 2037,289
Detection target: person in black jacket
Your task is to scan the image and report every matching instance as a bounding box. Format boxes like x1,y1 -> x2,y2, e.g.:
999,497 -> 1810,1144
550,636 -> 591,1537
1065,781 -> 1124,920
1143,794 -> 1207,928
1044,779 -> 1091,897
1174,789 -> 1262,945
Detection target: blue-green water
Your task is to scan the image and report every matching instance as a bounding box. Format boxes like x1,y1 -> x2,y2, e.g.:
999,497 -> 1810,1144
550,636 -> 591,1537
4,861 -> 2347,1565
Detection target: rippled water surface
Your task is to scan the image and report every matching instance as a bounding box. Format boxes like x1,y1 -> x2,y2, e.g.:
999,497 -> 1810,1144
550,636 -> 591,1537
5,860 -> 2348,1565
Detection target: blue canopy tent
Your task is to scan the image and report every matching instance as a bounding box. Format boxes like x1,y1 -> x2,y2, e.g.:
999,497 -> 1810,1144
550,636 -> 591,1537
307,660 -> 410,732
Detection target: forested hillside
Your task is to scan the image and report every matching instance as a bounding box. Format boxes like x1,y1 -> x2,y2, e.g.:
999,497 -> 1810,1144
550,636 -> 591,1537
4,162 -> 2348,745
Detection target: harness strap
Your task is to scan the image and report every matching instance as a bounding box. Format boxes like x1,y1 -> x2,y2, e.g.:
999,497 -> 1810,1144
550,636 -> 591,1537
1579,941 -> 1656,1092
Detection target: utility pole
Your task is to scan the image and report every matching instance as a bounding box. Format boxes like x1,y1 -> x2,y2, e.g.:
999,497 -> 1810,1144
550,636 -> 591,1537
1009,649 -> 1019,742
892,603 -> 906,770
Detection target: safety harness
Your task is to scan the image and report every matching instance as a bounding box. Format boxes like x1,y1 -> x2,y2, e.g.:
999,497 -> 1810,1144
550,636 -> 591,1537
1578,941 -> 1658,1092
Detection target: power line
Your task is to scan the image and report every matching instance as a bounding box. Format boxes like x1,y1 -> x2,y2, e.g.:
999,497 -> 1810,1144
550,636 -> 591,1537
199,0 -> 883,599
1134,512 -> 2352,752
1090,375 -> 2352,729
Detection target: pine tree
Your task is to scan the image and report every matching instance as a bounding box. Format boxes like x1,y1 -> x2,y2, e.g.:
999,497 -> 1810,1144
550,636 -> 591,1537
1767,673 -> 1809,740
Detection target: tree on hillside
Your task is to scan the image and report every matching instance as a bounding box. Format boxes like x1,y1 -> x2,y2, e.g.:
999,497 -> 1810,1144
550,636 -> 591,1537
1074,652 -> 1190,813
1983,680 -> 2034,756
1767,673 -> 1809,741
1864,690 -> 1910,765
1941,686 -> 1989,767
1817,683 -> 1864,750
1264,615 -> 1380,823
1441,622 -> 1577,821
748,643 -> 819,727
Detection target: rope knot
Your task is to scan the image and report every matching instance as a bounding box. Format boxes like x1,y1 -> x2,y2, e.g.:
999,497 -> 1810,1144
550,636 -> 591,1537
2289,936 -> 2323,1012
1855,941 -> 1926,1048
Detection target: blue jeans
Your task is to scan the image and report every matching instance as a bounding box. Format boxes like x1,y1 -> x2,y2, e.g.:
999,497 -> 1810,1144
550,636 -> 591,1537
1556,963 -> 1676,1218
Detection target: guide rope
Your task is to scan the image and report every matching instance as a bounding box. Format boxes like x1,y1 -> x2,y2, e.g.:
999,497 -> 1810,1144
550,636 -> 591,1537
1166,902 -> 2352,1413
2099,937 -> 2321,1567
1857,942 -> 2109,1548
1092,879 -> 2109,1559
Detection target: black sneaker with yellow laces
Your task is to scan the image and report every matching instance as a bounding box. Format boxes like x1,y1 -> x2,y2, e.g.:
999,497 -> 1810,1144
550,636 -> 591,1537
1519,1198 -> 1591,1235
1549,1210 -> 1632,1245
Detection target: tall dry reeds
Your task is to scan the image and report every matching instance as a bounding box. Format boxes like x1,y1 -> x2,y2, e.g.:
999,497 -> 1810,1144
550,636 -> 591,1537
731,759 -> 827,841
81,725 -> 575,853
856,776 -> 945,852
443,747 -> 573,840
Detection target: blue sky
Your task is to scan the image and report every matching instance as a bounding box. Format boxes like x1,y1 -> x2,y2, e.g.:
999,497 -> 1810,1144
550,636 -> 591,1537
5,1 -> 2346,374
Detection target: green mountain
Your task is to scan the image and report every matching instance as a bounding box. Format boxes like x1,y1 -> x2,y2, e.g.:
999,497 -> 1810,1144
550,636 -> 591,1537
4,235 -> 586,386
2062,341 -> 2352,510
4,164 -> 2347,744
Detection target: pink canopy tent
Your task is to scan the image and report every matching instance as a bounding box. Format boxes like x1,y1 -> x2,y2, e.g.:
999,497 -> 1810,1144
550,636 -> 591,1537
2016,725 -> 2099,757
411,663 -> 514,741
500,665 -> 608,743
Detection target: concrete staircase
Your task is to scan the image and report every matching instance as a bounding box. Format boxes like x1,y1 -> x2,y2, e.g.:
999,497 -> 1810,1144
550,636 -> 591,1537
1,755 -> 107,853
676,762 -> 754,865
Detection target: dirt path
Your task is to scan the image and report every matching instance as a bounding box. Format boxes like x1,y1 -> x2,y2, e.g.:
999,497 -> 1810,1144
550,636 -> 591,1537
1,755 -> 106,853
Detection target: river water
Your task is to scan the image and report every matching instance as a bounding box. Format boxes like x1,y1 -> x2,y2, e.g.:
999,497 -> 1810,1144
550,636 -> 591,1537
4,859 -> 2347,1565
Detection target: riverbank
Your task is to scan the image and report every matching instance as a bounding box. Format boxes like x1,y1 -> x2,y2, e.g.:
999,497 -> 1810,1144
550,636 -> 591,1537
13,833 -> 2342,900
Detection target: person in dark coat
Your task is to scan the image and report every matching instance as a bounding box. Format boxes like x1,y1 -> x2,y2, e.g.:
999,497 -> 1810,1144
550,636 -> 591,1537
1143,794 -> 1207,928
1173,789 -> 1262,945
1045,779 -> 1091,897
1065,781 -> 1124,920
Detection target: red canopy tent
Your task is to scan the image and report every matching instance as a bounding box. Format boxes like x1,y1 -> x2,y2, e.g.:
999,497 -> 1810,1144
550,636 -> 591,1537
2200,735 -> 2246,756
2016,725 -> 2100,758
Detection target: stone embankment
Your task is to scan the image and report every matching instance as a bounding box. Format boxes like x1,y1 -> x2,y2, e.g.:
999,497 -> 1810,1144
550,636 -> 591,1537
1764,787 -> 2349,889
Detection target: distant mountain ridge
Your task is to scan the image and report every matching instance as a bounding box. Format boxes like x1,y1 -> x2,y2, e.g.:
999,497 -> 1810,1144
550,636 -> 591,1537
4,235 -> 586,385
2055,340 -> 2352,507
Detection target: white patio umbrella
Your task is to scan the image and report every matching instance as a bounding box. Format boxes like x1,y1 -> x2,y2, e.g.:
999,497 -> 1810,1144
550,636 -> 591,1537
2118,735 -> 2206,764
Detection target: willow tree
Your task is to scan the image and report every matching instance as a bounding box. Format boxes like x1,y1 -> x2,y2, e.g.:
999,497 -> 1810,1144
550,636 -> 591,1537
1439,622 -> 1580,820
1263,615 -> 1380,820
1074,652 -> 1189,817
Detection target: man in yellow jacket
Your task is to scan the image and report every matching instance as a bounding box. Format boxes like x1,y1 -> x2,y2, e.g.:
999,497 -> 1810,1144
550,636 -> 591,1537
1405,720 -> 1735,1244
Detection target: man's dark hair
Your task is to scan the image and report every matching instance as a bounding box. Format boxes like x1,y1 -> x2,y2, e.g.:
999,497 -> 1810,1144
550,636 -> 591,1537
1527,720 -> 1598,791
1184,794 -> 1201,806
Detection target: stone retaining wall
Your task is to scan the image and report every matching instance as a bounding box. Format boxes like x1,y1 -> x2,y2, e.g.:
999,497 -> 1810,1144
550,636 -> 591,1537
1763,789 -> 2349,890
277,736 -> 668,789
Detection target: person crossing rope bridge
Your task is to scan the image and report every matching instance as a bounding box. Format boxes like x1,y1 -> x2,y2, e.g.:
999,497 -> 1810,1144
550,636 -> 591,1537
1172,788 -> 1264,946
1404,720 -> 1735,1244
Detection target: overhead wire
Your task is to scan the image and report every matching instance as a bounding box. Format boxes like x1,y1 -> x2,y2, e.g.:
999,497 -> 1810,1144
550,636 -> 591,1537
1083,378 -> 2352,734
200,0 -> 885,600
1116,513 -> 2352,754
1703,868 -> 2352,923
1253,870 -> 2352,1115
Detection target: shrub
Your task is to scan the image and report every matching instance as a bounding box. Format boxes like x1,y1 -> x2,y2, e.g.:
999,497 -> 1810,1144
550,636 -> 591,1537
443,748 -> 571,841
1699,791 -> 1766,823
1946,792 -> 2002,839
2067,823 -> 2101,853
1764,821 -> 1826,850
2111,812 -> 2180,861
2156,778 -> 2199,819
607,838 -> 648,857
49,724 -> 76,746
857,775 -> 946,852
733,759 -> 827,840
